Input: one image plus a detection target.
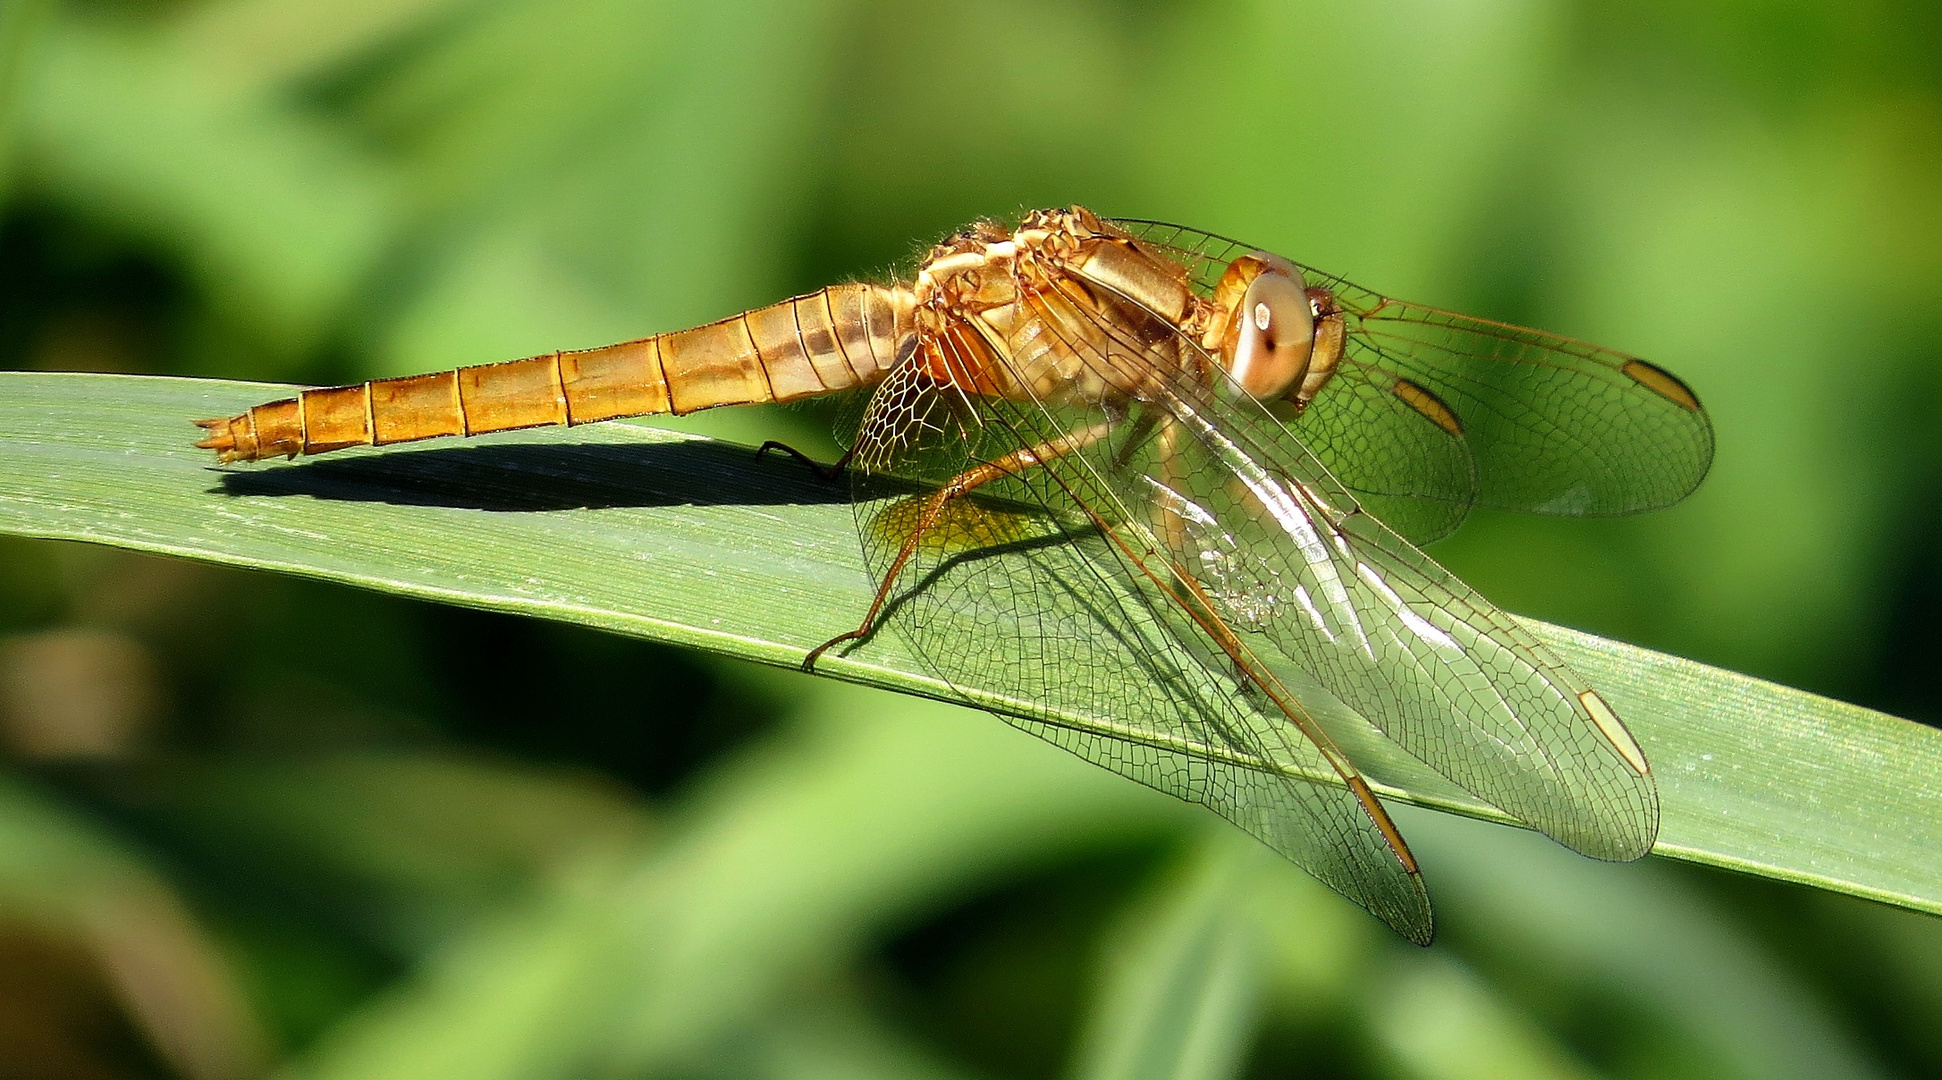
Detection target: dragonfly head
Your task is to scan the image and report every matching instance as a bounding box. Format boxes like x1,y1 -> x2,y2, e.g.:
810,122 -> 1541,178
1213,252 -> 1317,401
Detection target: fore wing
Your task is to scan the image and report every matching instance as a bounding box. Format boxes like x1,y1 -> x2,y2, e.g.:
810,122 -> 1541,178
1111,219 -> 1714,543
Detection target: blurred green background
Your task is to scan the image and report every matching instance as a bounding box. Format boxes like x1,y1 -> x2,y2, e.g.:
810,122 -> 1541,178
0,0 -> 1939,1077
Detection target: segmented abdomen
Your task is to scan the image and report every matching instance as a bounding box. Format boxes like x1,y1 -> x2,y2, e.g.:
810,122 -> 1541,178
195,284 -> 915,463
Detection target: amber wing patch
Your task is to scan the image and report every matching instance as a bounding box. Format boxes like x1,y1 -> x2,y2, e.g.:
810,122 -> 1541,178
1391,378 -> 1464,438
1621,359 -> 1702,412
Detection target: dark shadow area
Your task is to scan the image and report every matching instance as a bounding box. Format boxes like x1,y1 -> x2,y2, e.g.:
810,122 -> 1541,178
212,441 -> 862,512
1867,459 -> 1942,731
874,843 -> 1166,1080
813,510 -> 1103,664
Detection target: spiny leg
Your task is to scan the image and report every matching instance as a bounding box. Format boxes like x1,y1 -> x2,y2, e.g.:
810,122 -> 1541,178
757,441 -> 853,482
802,421 -> 1115,671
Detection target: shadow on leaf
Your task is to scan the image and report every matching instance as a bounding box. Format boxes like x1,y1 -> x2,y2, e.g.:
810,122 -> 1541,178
212,441 -> 862,512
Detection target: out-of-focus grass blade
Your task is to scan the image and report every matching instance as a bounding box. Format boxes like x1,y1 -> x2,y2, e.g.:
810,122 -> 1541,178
247,686 -> 1890,1080
1401,808 -> 1889,1080
1071,840 -> 1263,1080
15,15 -> 396,351
0,0 -> 52,211
728,993 -> 987,1080
168,0 -> 474,96
364,0 -> 847,380
0,773 -> 275,1079
147,751 -> 652,952
281,682 -> 1181,1080
1364,954 -> 1601,1080
1,372 -> 1939,921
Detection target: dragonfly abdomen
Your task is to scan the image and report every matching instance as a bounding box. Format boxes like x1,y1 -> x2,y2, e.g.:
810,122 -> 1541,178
194,284 -> 915,463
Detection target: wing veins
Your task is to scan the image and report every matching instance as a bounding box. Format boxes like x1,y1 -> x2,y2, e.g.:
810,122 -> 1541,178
1023,256 -> 1657,858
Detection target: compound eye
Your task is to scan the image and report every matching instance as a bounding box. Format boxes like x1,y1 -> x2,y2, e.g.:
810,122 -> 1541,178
1222,253 -> 1316,400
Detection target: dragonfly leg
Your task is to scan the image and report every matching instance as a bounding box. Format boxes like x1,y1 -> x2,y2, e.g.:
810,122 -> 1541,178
802,421 -> 1116,671
756,441 -> 853,482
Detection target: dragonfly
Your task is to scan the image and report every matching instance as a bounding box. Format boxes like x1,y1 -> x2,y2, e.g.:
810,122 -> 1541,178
196,206 -> 1713,943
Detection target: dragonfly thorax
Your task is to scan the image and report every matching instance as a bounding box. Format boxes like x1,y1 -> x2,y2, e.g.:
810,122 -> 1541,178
907,207 -> 1346,413
909,208 -> 1204,407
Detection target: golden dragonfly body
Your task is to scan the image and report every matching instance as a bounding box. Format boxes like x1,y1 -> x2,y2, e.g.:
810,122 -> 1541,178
198,206 -> 1712,943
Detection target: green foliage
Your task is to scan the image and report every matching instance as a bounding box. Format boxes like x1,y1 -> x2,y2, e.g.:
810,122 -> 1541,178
2,370 -> 1939,924
2,1 -> 1942,1079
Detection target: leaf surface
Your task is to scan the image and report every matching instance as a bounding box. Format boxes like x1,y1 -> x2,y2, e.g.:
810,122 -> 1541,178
1,372 -> 1935,917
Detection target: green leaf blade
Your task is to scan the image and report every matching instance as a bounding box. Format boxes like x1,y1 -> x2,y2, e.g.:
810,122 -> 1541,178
2,371 -> 1937,918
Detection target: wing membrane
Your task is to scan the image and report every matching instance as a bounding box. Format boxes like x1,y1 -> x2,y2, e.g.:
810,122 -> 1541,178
846,339 -> 1434,943
1278,363 -> 1476,543
835,222 -> 1678,940
1014,270 -> 1660,862
1111,218 -> 1715,538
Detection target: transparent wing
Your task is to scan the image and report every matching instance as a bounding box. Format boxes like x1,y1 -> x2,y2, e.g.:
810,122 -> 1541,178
1111,219 -> 1715,541
846,344 -> 1434,943
1011,276 -> 1659,862
1275,361 -> 1477,544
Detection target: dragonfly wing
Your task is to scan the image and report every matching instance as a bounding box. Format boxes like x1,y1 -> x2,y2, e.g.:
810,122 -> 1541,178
846,353 -> 1435,943
1326,287 -> 1713,518
1277,360 -> 1476,544
1110,218 -> 1714,529
1168,412 -> 1660,861
1103,219 -> 1256,294
1016,280 -> 1660,862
